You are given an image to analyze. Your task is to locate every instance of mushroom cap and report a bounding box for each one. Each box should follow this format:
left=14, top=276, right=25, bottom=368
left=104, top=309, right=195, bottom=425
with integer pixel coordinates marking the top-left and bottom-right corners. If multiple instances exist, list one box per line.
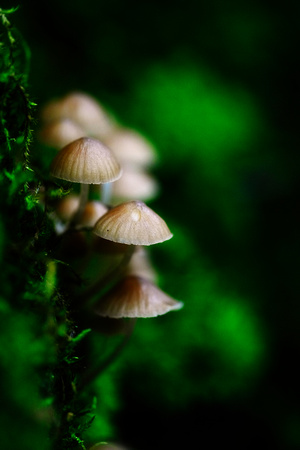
left=50, top=137, right=122, bottom=184
left=39, top=118, right=85, bottom=150
left=104, top=127, right=157, bottom=168
left=111, top=166, right=159, bottom=204
left=55, top=195, right=80, bottom=222
left=80, top=201, right=108, bottom=227
left=41, top=92, right=115, bottom=137
left=94, top=275, right=183, bottom=318
left=93, top=200, right=173, bottom=245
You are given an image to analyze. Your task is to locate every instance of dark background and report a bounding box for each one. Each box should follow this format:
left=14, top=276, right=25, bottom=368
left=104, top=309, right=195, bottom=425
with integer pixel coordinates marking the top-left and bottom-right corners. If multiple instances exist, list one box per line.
left=3, top=1, right=300, bottom=448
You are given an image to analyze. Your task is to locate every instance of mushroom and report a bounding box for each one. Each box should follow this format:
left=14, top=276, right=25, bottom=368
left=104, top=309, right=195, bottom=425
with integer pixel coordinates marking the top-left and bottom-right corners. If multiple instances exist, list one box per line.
left=93, top=275, right=183, bottom=318
left=41, top=91, right=116, bottom=139
left=93, top=200, right=172, bottom=245
left=111, top=165, right=159, bottom=205
left=77, top=201, right=172, bottom=302
left=50, top=137, right=122, bottom=225
left=102, top=127, right=158, bottom=204
left=54, top=194, right=80, bottom=222
left=38, top=118, right=85, bottom=150
left=80, top=200, right=109, bottom=228
left=103, top=127, right=157, bottom=169
left=51, top=194, right=81, bottom=234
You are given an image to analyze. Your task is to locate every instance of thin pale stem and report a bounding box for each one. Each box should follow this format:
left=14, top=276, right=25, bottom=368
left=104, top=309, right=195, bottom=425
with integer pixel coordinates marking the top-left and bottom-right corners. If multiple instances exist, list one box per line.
left=70, top=183, right=89, bottom=227
left=101, top=182, right=112, bottom=204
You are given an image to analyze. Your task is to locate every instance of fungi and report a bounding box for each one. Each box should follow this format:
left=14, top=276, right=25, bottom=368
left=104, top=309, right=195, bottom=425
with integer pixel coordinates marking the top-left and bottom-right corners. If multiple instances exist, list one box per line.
left=39, top=118, right=85, bottom=150
left=93, top=200, right=172, bottom=245
left=41, top=91, right=116, bottom=138
left=111, top=166, right=159, bottom=204
left=50, top=137, right=122, bottom=224
left=104, top=127, right=157, bottom=168
left=94, top=275, right=183, bottom=318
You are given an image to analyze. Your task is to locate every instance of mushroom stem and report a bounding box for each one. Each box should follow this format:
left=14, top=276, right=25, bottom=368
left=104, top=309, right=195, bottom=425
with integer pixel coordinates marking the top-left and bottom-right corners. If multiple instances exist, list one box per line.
left=101, top=182, right=112, bottom=204
left=78, top=318, right=136, bottom=388
left=70, top=183, right=89, bottom=226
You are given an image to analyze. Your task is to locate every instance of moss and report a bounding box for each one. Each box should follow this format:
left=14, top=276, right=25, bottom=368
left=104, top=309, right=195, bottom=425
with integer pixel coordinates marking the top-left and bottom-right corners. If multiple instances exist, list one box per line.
left=0, top=9, right=115, bottom=448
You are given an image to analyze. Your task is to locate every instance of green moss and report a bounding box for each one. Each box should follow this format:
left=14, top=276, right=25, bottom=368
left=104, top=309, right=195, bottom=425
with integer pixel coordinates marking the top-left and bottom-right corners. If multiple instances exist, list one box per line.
left=1, top=9, right=108, bottom=448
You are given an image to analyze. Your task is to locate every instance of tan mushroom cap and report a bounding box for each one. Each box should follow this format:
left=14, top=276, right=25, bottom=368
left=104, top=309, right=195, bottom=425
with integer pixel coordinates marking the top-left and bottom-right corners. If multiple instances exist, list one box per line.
left=41, top=92, right=115, bottom=137
left=104, top=127, right=157, bottom=168
left=94, top=275, right=183, bottom=318
left=55, top=195, right=80, bottom=222
left=80, top=201, right=108, bottom=227
left=93, top=200, right=173, bottom=245
left=111, top=166, right=159, bottom=204
left=39, top=118, right=85, bottom=150
left=50, top=137, right=122, bottom=184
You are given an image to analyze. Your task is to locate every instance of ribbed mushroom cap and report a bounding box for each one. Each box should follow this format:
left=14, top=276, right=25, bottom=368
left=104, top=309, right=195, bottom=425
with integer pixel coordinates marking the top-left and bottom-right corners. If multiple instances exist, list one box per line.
left=94, top=275, right=183, bottom=318
left=104, top=128, right=157, bottom=168
left=50, top=137, right=122, bottom=184
left=93, top=200, right=173, bottom=245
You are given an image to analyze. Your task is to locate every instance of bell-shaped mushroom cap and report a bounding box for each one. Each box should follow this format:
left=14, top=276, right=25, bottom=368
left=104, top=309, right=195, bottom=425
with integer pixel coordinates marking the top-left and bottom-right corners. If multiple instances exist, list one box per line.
left=80, top=201, right=108, bottom=227
left=111, top=166, right=159, bottom=204
left=41, top=92, right=115, bottom=138
left=93, top=200, right=173, bottom=245
left=104, top=128, right=157, bottom=168
left=94, top=275, right=183, bottom=318
left=50, top=137, right=122, bottom=184
left=55, top=197, right=108, bottom=227
left=39, top=118, right=85, bottom=150
left=55, top=195, right=80, bottom=222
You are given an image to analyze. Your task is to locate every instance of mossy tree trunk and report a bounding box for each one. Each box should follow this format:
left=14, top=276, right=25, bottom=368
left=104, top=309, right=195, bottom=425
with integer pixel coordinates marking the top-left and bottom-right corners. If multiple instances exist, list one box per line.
left=0, top=9, right=100, bottom=449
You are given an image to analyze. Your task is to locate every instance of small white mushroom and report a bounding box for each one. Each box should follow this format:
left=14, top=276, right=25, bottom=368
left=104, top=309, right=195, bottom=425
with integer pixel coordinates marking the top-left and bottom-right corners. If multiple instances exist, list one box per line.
left=39, top=118, right=85, bottom=150
left=50, top=137, right=122, bottom=224
left=41, top=92, right=116, bottom=138
left=93, top=200, right=173, bottom=246
left=103, top=127, right=157, bottom=168
left=94, top=275, right=183, bottom=318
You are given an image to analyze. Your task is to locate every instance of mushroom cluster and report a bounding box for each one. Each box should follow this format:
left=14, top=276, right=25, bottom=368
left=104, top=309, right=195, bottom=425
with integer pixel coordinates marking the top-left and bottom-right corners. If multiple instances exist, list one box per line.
left=40, top=91, right=159, bottom=206
left=35, top=92, right=183, bottom=446
left=39, top=91, right=183, bottom=325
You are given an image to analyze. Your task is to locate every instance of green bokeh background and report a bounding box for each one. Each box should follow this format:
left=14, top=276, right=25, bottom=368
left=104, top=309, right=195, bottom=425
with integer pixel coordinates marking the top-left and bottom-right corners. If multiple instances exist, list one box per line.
left=1, top=0, right=299, bottom=448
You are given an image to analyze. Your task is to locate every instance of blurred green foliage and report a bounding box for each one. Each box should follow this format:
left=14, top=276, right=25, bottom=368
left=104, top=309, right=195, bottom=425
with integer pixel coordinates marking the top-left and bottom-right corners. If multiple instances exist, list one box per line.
left=122, top=224, right=266, bottom=408
left=127, top=63, right=261, bottom=163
